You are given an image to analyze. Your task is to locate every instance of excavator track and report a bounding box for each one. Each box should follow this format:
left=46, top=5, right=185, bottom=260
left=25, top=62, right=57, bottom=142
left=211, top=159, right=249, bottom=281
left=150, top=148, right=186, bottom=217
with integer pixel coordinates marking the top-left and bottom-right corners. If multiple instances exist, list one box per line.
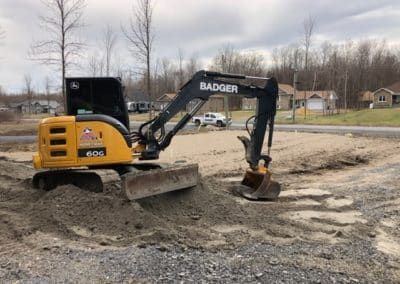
left=32, top=163, right=199, bottom=200
left=32, top=169, right=121, bottom=192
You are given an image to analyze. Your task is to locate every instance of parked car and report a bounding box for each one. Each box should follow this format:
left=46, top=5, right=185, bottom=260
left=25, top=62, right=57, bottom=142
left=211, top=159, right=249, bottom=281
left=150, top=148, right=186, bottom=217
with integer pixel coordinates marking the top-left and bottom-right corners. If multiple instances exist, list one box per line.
left=192, top=112, right=231, bottom=127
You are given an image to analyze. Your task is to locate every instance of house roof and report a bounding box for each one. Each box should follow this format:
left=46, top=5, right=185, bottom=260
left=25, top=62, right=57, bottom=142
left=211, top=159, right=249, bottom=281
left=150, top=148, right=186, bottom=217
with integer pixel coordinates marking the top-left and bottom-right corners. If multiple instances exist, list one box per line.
left=385, top=81, right=400, bottom=93
left=9, top=99, right=60, bottom=108
left=373, top=88, right=394, bottom=95
left=359, top=90, right=373, bottom=102
left=278, top=84, right=294, bottom=95
left=157, top=93, right=177, bottom=101
left=295, top=90, right=338, bottom=100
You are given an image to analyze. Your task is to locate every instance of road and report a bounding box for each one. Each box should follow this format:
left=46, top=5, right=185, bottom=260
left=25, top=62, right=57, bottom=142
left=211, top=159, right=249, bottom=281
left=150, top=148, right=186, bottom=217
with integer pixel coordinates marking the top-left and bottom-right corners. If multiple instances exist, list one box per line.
left=1, top=122, right=400, bottom=143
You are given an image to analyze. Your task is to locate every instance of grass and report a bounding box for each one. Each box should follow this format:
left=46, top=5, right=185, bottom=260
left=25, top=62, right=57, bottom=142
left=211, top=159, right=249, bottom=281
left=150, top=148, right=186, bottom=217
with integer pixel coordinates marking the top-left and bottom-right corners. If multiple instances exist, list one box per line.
left=13, top=108, right=400, bottom=128
left=275, top=108, right=400, bottom=127
left=129, top=111, right=188, bottom=122
left=130, top=108, right=400, bottom=127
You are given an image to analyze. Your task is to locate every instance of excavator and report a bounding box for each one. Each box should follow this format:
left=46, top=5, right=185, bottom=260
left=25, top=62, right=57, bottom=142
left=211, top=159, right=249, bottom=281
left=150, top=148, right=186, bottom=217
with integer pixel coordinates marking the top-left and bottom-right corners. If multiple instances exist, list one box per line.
left=32, top=70, right=281, bottom=201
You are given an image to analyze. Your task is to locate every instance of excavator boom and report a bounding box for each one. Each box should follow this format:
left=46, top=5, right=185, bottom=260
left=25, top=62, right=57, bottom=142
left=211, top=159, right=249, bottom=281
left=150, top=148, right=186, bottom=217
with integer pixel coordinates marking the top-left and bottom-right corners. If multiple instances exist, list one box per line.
left=132, top=70, right=281, bottom=200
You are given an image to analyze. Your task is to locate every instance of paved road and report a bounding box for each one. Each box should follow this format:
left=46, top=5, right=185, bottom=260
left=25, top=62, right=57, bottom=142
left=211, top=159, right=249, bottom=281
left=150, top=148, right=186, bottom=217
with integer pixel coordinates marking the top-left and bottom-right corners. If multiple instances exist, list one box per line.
left=1, top=123, right=400, bottom=144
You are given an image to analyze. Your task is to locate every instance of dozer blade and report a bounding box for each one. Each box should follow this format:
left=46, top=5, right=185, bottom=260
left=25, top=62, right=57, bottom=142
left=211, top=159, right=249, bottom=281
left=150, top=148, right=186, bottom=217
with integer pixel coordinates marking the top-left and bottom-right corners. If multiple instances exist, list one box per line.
left=233, top=169, right=281, bottom=200
left=122, top=163, right=199, bottom=200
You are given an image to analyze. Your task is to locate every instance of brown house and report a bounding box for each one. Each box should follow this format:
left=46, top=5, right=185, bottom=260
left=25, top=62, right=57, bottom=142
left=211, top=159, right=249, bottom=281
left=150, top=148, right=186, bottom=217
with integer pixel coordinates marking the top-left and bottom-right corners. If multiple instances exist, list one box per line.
left=242, top=84, right=295, bottom=110
left=156, top=93, right=176, bottom=110
left=372, top=82, right=400, bottom=108
left=358, top=91, right=373, bottom=108
left=156, top=93, right=227, bottom=113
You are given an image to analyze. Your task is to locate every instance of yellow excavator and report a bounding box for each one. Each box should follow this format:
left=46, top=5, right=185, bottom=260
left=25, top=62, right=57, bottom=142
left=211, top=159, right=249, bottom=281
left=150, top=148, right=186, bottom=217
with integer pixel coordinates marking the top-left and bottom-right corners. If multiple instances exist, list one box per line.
left=32, top=70, right=281, bottom=200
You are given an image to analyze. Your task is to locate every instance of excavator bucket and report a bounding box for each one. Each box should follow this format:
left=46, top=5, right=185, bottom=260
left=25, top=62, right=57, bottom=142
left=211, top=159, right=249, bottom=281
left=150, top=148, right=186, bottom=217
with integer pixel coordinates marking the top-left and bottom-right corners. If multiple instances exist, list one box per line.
left=122, top=163, right=199, bottom=200
left=233, top=168, right=281, bottom=200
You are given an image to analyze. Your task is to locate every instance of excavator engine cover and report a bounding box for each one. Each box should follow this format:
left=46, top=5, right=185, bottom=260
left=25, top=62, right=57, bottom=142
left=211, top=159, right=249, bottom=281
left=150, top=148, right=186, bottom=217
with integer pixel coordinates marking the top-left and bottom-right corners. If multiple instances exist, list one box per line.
left=234, top=169, right=281, bottom=200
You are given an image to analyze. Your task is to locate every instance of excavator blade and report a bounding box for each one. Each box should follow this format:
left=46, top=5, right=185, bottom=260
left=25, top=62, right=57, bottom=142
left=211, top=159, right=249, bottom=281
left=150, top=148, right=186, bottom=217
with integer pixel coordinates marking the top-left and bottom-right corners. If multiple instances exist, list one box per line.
left=233, top=169, right=281, bottom=200
left=122, top=163, right=199, bottom=200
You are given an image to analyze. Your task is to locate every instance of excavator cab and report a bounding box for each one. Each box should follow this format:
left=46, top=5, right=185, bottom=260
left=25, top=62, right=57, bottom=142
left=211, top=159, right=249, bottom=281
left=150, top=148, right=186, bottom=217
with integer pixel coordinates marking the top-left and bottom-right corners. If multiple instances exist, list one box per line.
left=66, top=77, right=130, bottom=129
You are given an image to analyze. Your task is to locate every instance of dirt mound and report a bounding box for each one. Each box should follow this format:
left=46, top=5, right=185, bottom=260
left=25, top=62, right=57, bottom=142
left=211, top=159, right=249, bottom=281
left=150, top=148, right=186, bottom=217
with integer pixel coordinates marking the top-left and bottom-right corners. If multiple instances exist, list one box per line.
left=3, top=177, right=273, bottom=249
left=0, top=155, right=285, bottom=249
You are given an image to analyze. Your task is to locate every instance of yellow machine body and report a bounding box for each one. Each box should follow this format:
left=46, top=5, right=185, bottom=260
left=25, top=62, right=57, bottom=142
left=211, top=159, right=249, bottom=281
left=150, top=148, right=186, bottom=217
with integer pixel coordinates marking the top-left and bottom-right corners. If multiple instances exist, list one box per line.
left=33, top=116, right=134, bottom=169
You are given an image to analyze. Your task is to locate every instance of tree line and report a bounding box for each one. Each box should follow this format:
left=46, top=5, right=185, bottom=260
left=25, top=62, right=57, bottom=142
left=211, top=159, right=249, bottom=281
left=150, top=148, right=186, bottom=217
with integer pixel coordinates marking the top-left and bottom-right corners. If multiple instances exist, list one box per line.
left=1, top=1, right=400, bottom=111
left=270, top=39, right=400, bottom=108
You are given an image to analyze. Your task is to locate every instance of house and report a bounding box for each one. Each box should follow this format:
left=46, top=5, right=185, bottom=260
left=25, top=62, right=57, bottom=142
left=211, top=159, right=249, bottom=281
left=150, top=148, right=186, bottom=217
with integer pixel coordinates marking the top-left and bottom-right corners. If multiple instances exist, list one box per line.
left=295, top=90, right=338, bottom=112
left=358, top=91, right=373, bottom=108
left=277, top=84, right=295, bottom=110
left=156, top=93, right=227, bottom=113
left=156, top=93, right=176, bottom=110
left=242, top=83, right=294, bottom=110
left=9, top=99, right=60, bottom=114
left=371, top=82, right=400, bottom=108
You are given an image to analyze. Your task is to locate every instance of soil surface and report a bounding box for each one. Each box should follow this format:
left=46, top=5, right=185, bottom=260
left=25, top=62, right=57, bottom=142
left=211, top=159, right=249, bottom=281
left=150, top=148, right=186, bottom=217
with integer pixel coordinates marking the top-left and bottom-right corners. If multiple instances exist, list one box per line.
left=0, top=121, right=38, bottom=136
left=0, top=130, right=399, bottom=283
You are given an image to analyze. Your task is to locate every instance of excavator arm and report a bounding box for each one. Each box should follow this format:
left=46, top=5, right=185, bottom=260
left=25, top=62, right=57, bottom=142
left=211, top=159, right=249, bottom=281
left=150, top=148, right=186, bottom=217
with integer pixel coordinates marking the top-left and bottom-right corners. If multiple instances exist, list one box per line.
left=131, top=70, right=281, bottom=200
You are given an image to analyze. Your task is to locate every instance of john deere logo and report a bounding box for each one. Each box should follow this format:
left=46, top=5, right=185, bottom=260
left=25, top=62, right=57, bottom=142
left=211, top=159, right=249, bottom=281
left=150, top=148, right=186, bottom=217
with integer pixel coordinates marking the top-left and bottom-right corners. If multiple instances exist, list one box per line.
left=70, top=81, right=79, bottom=90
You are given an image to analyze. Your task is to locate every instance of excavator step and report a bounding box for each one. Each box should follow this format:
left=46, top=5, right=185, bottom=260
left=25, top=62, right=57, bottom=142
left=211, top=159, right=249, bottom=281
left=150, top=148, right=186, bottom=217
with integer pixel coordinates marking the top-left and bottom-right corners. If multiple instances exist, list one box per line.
left=122, top=163, right=199, bottom=200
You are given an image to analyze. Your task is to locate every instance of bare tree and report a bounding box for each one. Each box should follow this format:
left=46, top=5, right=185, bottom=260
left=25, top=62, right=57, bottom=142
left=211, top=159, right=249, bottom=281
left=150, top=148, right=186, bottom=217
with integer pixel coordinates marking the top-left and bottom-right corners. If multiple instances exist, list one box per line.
left=302, top=15, right=316, bottom=71
left=30, top=0, right=86, bottom=110
left=86, top=51, right=104, bottom=76
left=44, top=76, right=52, bottom=112
left=24, top=75, right=33, bottom=114
left=177, top=48, right=185, bottom=86
left=186, top=55, right=200, bottom=78
left=87, top=52, right=100, bottom=76
left=103, top=24, right=117, bottom=76
left=123, top=0, right=155, bottom=118
left=0, top=25, right=5, bottom=42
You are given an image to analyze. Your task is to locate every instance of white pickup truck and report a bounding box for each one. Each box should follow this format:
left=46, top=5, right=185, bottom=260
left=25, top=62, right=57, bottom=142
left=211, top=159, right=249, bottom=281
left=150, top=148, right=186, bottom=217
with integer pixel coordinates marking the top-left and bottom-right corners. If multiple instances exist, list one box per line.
left=192, top=112, right=231, bottom=127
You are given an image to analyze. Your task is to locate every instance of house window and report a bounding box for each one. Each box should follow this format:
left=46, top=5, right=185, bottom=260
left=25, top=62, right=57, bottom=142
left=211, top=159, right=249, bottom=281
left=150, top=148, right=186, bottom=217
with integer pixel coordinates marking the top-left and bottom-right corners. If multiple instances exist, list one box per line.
left=378, top=95, right=386, bottom=102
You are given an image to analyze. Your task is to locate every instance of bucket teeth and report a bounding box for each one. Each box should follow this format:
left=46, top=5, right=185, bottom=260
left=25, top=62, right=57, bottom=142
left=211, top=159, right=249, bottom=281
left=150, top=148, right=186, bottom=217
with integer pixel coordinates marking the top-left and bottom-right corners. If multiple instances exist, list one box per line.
left=233, top=169, right=281, bottom=200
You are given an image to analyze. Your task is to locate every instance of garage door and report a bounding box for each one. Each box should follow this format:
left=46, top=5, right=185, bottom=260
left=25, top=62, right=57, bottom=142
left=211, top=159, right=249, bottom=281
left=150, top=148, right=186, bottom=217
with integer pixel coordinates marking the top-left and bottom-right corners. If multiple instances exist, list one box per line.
left=307, top=99, right=323, bottom=110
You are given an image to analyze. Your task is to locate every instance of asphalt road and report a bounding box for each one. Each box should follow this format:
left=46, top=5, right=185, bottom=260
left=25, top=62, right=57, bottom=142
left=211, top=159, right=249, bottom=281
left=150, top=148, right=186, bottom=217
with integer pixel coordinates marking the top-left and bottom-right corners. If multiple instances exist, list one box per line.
left=1, top=122, right=400, bottom=144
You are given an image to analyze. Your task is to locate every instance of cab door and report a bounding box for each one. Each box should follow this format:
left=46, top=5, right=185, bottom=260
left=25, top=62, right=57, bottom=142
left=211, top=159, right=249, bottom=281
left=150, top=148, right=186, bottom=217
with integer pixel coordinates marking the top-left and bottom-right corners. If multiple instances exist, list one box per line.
left=204, top=113, right=212, bottom=124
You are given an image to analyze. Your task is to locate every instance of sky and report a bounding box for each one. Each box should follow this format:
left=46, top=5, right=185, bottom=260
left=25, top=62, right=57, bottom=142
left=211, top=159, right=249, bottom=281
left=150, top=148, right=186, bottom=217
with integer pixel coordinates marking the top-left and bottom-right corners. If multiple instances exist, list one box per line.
left=0, top=0, right=400, bottom=93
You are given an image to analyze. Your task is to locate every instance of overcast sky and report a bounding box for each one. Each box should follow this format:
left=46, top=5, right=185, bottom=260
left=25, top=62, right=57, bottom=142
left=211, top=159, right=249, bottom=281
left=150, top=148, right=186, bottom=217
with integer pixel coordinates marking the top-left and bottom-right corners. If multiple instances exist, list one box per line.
left=0, top=0, right=400, bottom=93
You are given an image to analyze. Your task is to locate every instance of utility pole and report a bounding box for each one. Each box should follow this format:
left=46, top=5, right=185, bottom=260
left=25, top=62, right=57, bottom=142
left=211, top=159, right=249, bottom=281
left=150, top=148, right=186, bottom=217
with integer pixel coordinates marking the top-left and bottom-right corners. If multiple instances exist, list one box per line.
left=292, top=68, right=298, bottom=123
left=224, top=95, right=230, bottom=129
left=306, top=71, right=317, bottom=119
left=344, top=70, right=348, bottom=114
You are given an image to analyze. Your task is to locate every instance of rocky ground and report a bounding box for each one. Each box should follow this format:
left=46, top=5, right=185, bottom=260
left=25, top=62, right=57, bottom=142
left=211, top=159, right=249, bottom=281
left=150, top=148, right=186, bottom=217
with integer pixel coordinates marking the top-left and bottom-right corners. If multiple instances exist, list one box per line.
left=0, top=130, right=399, bottom=283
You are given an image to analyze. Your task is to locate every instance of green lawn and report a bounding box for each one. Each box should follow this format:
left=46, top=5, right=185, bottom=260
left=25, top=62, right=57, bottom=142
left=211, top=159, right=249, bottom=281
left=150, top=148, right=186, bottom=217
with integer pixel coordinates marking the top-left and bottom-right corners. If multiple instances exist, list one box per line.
left=130, top=108, right=400, bottom=127
left=275, top=108, right=400, bottom=127
left=25, top=108, right=399, bottom=127
left=129, top=111, right=188, bottom=122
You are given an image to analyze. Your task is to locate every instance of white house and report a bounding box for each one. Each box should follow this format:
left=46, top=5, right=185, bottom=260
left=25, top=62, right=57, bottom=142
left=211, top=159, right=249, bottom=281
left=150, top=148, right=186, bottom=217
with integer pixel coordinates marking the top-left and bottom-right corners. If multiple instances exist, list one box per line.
left=295, top=90, right=338, bottom=112
left=10, top=99, right=61, bottom=114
